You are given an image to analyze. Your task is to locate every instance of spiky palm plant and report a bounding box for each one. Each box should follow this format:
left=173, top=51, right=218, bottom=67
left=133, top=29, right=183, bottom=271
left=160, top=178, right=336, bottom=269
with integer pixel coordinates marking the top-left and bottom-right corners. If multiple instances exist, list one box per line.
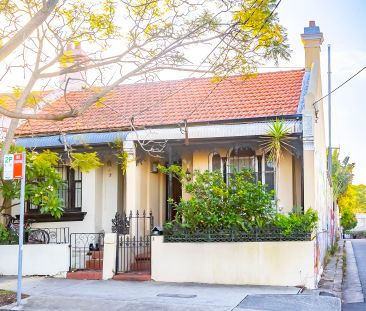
left=262, top=119, right=293, bottom=207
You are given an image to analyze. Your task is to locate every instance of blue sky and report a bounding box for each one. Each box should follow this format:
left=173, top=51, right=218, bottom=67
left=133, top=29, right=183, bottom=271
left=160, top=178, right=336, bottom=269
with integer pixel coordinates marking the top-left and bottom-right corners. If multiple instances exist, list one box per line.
left=275, top=0, right=366, bottom=185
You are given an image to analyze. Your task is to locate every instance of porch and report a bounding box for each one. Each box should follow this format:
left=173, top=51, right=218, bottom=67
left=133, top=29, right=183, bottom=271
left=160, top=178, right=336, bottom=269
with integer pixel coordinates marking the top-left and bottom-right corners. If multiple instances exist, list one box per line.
left=124, top=123, right=304, bottom=227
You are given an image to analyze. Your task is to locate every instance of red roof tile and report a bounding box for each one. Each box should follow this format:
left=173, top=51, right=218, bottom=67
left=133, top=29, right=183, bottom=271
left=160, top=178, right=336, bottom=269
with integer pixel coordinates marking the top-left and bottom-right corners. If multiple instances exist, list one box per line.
left=16, top=69, right=305, bottom=136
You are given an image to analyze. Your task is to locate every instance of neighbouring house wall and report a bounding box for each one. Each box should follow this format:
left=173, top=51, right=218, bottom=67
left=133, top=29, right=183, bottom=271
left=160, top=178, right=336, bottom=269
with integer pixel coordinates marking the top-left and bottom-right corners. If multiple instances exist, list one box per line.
left=151, top=236, right=316, bottom=289
left=0, top=244, right=69, bottom=276
left=351, top=214, right=366, bottom=232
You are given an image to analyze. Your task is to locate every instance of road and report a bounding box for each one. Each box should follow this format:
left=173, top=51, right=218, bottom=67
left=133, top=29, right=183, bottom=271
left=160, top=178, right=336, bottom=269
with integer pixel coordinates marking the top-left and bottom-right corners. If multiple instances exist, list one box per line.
left=343, top=239, right=366, bottom=311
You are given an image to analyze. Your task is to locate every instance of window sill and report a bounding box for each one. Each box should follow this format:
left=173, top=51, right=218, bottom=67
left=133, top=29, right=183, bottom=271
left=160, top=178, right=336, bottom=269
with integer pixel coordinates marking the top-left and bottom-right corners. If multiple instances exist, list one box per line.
left=17, top=212, right=87, bottom=223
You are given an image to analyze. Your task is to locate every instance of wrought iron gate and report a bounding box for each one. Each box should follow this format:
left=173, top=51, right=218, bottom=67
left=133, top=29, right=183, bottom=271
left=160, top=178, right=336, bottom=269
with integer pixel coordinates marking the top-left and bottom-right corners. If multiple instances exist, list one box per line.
left=69, top=233, right=104, bottom=271
left=112, top=211, right=154, bottom=274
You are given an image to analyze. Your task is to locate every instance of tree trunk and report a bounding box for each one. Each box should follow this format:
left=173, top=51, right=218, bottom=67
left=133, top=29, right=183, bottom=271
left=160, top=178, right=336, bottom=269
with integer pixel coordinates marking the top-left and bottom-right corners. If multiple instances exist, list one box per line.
left=0, top=118, right=19, bottom=166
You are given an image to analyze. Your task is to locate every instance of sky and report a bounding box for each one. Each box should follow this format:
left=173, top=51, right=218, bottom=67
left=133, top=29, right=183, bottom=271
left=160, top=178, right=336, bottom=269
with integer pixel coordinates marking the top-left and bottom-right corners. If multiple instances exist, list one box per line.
left=274, top=0, right=366, bottom=185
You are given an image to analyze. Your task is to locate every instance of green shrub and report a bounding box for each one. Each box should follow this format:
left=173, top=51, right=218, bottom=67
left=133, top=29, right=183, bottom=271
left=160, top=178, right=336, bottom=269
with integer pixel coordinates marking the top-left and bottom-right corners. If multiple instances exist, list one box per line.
left=165, top=168, right=275, bottom=232
left=0, top=224, right=17, bottom=245
left=162, top=166, right=318, bottom=239
left=273, top=208, right=318, bottom=236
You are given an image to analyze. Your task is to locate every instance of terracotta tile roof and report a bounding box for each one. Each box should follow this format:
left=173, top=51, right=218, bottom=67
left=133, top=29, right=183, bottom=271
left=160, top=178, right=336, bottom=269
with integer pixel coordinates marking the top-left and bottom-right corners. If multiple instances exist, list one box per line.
left=16, top=69, right=305, bottom=136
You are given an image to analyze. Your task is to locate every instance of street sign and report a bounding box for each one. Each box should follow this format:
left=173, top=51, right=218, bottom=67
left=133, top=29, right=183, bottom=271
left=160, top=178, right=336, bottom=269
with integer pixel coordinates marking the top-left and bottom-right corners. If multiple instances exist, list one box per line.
left=3, top=154, right=14, bottom=180
left=13, top=153, right=24, bottom=179
left=3, top=153, right=24, bottom=180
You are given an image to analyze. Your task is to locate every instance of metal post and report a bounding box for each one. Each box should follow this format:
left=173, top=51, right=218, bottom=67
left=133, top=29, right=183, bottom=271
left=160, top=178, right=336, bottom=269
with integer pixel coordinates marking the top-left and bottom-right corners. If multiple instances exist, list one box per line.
left=327, top=44, right=332, bottom=182
left=16, top=151, right=26, bottom=306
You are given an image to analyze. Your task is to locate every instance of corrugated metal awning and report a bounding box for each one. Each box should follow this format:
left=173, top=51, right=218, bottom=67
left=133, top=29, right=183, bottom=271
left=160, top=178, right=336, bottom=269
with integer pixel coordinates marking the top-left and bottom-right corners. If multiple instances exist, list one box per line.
left=15, top=131, right=127, bottom=149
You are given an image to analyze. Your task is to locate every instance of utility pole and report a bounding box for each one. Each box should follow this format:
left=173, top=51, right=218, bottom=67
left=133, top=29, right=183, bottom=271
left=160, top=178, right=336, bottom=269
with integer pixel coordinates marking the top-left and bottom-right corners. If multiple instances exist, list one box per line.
left=328, top=44, right=332, bottom=182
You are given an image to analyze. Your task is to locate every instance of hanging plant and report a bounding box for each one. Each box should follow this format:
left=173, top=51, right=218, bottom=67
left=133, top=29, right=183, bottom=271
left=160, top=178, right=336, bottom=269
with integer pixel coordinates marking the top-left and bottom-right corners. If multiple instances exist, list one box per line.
left=110, top=138, right=129, bottom=175
left=70, top=152, right=103, bottom=172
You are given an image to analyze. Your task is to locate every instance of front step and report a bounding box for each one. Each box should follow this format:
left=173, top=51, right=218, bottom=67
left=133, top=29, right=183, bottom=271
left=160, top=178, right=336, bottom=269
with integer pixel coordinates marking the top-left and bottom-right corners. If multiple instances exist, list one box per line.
left=67, top=270, right=103, bottom=280
left=130, top=260, right=150, bottom=271
left=113, top=272, right=151, bottom=282
left=85, top=258, right=103, bottom=270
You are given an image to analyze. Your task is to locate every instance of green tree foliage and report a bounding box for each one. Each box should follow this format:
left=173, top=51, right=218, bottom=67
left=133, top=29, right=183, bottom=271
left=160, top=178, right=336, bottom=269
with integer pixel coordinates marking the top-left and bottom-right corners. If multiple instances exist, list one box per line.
left=0, top=0, right=291, bottom=163
left=352, top=184, right=366, bottom=213
left=0, top=149, right=64, bottom=218
left=332, top=150, right=358, bottom=230
left=332, top=150, right=355, bottom=200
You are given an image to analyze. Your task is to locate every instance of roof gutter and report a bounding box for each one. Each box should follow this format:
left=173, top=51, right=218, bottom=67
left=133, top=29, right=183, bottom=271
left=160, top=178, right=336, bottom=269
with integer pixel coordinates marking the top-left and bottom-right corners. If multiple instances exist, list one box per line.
left=15, top=131, right=127, bottom=149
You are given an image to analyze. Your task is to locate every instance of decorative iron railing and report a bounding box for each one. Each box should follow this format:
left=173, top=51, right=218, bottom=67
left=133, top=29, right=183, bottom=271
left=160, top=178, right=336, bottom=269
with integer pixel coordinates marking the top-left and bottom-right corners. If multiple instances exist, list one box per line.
left=69, top=233, right=104, bottom=272
left=164, top=228, right=313, bottom=243
left=27, top=227, right=69, bottom=244
left=112, top=211, right=154, bottom=273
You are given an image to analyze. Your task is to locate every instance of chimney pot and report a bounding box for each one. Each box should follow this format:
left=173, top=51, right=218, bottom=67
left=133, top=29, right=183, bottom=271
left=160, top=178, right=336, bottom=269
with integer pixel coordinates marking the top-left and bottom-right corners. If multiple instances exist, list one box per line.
left=301, top=21, right=324, bottom=70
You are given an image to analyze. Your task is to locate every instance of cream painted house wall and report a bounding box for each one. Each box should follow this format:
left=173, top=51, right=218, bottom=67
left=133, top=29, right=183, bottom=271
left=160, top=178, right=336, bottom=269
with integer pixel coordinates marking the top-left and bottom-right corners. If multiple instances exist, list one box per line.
left=151, top=236, right=316, bottom=289
left=277, top=150, right=294, bottom=213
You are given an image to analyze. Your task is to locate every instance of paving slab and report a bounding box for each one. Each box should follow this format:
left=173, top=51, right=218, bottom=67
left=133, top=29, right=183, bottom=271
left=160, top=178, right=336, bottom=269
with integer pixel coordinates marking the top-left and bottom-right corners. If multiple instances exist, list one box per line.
left=236, top=294, right=341, bottom=311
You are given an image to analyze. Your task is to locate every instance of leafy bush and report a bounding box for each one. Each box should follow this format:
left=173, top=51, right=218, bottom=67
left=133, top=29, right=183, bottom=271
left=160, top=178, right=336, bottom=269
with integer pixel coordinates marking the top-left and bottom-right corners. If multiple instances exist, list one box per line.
left=162, top=166, right=318, bottom=240
left=0, top=224, right=17, bottom=245
left=165, top=168, right=275, bottom=232
left=273, top=208, right=318, bottom=236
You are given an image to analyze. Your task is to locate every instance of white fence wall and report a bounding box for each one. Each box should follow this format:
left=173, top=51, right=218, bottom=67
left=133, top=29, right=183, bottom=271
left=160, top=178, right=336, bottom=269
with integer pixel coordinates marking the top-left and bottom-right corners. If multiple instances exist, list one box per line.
left=151, top=236, right=317, bottom=289
left=0, top=244, right=69, bottom=276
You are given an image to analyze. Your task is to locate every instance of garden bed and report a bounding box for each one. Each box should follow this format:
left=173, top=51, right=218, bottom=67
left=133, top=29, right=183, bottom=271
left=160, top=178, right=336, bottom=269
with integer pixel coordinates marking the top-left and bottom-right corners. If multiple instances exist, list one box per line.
left=0, top=289, right=28, bottom=307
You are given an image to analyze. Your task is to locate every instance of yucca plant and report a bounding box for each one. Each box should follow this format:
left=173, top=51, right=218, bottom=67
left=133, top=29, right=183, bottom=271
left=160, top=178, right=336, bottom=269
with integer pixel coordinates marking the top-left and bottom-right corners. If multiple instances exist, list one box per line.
left=262, top=119, right=293, bottom=208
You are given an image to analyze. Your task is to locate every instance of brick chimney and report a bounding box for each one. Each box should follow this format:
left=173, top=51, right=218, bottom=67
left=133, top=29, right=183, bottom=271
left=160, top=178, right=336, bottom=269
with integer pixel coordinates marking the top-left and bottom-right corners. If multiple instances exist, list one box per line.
left=59, top=42, right=89, bottom=91
left=301, top=21, right=324, bottom=70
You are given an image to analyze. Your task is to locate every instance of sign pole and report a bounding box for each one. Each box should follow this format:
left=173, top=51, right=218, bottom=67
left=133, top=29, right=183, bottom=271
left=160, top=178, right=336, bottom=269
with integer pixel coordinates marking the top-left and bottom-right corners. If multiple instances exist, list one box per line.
left=16, top=151, right=26, bottom=306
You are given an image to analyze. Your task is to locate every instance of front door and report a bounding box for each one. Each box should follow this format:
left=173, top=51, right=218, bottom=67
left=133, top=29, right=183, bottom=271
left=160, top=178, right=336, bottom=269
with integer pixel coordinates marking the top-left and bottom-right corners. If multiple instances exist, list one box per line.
left=166, top=175, right=182, bottom=220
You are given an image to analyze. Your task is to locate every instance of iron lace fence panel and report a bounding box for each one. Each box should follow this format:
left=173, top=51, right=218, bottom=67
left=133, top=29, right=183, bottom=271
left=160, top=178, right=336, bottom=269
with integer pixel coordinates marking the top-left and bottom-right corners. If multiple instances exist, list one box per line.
left=112, top=211, right=154, bottom=274
left=28, top=227, right=69, bottom=244
left=69, top=233, right=104, bottom=272
left=164, top=228, right=313, bottom=243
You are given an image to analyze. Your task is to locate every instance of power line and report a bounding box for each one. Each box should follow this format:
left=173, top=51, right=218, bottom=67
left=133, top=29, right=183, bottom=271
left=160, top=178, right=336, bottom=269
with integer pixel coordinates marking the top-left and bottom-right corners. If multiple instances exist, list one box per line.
left=313, top=66, right=366, bottom=106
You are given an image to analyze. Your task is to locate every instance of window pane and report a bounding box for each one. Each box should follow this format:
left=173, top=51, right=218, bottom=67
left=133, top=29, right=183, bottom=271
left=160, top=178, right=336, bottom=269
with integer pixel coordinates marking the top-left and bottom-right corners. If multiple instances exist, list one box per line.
left=212, top=154, right=221, bottom=171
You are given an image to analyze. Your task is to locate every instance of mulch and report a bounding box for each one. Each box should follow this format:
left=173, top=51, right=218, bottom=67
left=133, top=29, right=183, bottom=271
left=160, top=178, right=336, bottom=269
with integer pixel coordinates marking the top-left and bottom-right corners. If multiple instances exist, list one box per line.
left=0, top=290, right=29, bottom=307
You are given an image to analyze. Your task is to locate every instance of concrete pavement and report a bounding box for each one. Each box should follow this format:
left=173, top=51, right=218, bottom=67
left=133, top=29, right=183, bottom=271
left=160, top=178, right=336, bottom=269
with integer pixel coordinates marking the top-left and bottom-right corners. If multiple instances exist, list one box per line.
left=0, top=276, right=341, bottom=311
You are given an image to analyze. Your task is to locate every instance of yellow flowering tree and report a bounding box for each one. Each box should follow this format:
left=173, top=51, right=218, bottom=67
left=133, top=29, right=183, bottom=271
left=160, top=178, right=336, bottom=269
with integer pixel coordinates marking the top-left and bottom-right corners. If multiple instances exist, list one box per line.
left=0, top=0, right=290, bottom=161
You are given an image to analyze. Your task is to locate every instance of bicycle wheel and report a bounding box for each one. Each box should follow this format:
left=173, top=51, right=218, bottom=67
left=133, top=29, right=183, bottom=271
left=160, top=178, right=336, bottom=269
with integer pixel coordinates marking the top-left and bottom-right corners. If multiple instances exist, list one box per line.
left=28, top=229, right=50, bottom=244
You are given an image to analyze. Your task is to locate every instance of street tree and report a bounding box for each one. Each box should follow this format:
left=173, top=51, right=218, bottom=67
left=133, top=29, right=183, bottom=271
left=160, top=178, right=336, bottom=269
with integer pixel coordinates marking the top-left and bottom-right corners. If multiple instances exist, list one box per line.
left=0, top=0, right=290, bottom=162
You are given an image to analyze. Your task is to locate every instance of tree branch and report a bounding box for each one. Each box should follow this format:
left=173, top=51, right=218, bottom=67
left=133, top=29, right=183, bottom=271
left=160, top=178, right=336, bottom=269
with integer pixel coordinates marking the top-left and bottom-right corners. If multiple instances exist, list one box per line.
left=0, top=0, right=59, bottom=62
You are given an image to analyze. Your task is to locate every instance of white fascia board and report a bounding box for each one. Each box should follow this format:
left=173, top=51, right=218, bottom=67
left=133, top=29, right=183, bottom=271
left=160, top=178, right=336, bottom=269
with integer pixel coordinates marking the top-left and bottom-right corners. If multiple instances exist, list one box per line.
left=126, top=120, right=302, bottom=141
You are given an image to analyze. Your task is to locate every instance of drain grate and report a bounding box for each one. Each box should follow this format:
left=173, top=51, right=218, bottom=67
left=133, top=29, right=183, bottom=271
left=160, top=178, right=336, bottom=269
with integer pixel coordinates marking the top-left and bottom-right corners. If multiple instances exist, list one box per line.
left=157, top=293, right=197, bottom=299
